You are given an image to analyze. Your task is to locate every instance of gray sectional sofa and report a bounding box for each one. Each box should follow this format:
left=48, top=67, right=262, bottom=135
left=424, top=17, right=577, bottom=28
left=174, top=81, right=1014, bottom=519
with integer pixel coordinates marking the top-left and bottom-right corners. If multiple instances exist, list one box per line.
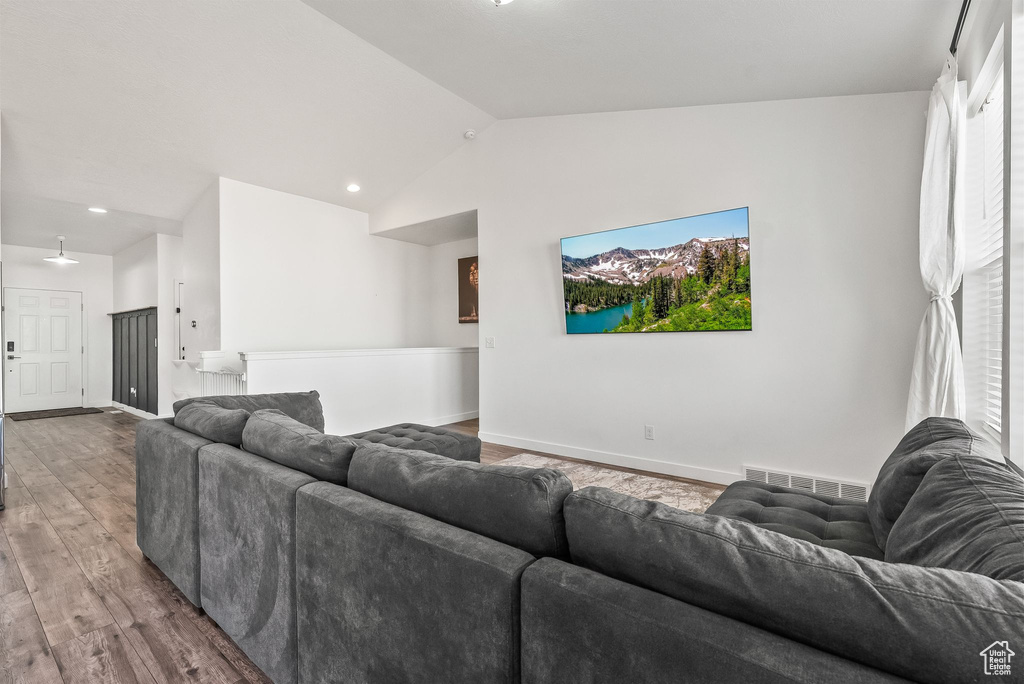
left=136, top=391, right=479, bottom=611
left=137, top=395, right=1024, bottom=684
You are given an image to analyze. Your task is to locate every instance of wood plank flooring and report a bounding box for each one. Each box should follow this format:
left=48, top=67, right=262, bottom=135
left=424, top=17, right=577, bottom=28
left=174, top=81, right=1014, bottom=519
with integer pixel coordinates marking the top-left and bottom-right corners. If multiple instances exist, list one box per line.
left=0, top=410, right=723, bottom=683
left=0, top=410, right=268, bottom=684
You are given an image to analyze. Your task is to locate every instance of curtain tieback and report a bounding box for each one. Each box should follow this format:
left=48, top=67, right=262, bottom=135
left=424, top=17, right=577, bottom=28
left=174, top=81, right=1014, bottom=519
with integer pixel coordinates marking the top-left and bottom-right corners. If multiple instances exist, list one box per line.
left=930, top=293, right=952, bottom=302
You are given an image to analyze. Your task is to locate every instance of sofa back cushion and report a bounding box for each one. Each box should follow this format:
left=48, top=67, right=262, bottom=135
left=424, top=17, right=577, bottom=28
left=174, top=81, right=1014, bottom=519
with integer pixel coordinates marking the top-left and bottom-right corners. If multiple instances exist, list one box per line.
left=241, top=409, right=358, bottom=485
left=174, top=391, right=325, bottom=433
left=347, top=443, right=573, bottom=558
left=867, top=417, right=997, bottom=549
left=886, top=455, right=1024, bottom=581
left=174, top=400, right=250, bottom=446
left=564, top=486, right=1024, bottom=684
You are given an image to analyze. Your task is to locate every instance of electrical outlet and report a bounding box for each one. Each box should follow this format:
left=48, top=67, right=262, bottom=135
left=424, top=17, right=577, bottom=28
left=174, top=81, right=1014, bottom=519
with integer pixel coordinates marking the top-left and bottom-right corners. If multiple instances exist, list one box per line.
left=644, top=424, right=655, bottom=440
left=484, top=337, right=495, bottom=348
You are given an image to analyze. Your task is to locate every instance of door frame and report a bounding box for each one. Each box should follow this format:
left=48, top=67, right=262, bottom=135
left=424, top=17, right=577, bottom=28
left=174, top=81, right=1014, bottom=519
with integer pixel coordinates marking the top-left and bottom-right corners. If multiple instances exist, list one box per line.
left=2, top=287, right=87, bottom=412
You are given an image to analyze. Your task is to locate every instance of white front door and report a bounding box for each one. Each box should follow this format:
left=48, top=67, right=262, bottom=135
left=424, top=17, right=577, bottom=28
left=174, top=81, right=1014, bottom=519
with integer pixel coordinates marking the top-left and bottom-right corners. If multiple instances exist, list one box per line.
left=4, top=288, right=84, bottom=412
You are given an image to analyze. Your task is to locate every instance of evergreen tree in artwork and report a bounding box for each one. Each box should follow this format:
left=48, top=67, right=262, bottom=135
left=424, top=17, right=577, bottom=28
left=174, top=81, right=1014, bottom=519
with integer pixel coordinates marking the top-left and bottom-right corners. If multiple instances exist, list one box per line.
left=717, top=240, right=738, bottom=293
left=562, top=277, right=638, bottom=311
left=652, top=276, right=671, bottom=319
left=735, top=250, right=750, bottom=293
left=697, top=245, right=716, bottom=284
left=631, top=294, right=645, bottom=327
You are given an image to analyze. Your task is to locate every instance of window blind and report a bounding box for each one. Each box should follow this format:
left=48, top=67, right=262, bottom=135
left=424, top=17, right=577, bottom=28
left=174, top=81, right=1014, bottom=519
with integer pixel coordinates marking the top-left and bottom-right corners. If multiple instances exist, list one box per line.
left=963, top=70, right=1004, bottom=439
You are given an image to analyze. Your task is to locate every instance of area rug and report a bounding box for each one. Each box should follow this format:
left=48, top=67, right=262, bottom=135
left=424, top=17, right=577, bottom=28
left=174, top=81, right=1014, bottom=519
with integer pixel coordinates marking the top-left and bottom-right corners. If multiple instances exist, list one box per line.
left=495, top=453, right=723, bottom=513
left=8, top=406, right=104, bottom=421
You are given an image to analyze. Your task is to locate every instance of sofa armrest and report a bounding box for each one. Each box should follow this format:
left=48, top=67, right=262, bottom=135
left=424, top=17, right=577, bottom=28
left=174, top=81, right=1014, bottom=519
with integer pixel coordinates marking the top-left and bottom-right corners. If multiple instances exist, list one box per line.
left=136, top=417, right=212, bottom=606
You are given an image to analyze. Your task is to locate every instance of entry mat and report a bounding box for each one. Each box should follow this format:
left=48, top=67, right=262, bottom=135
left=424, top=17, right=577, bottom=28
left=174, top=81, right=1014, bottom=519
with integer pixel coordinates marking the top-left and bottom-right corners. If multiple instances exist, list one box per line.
left=8, top=407, right=105, bottom=421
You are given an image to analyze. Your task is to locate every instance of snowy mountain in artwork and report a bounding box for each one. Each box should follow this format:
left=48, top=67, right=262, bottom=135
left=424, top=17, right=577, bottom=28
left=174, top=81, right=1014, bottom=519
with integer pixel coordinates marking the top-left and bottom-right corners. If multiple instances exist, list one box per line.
left=561, top=236, right=749, bottom=285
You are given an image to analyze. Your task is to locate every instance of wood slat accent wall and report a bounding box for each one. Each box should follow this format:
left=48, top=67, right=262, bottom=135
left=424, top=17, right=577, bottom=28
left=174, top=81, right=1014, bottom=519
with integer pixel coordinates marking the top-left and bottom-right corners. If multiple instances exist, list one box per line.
left=111, top=308, right=158, bottom=415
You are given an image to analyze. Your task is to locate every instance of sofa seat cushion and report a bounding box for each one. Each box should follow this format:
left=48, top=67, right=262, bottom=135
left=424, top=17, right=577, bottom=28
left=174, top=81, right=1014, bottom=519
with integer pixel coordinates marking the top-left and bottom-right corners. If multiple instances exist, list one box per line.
left=174, top=391, right=325, bottom=433
left=868, top=417, right=999, bottom=550
left=347, top=423, right=481, bottom=462
left=242, top=409, right=359, bottom=485
left=174, top=400, right=250, bottom=446
left=564, top=486, right=1024, bottom=684
left=886, top=454, right=1024, bottom=581
left=705, top=480, right=882, bottom=560
left=348, top=443, right=572, bottom=558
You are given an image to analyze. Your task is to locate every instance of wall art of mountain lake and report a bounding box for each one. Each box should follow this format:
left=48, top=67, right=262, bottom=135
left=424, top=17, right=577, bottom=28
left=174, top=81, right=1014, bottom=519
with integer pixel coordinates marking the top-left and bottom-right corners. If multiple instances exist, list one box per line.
left=561, top=207, right=752, bottom=334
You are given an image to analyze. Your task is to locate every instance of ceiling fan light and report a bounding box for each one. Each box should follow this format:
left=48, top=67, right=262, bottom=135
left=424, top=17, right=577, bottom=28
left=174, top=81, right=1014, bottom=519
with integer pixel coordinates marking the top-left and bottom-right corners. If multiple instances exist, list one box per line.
left=43, top=254, right=79, bottom=265
left=43, top=235, right=79, bottom=264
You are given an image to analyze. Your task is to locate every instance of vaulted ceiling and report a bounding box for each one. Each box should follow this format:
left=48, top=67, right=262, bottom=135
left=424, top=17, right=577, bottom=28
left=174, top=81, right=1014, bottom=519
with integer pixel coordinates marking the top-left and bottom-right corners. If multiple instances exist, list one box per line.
left=306, top=0, right=963, bottom=119
left=1, top=0, right=961, bottom=255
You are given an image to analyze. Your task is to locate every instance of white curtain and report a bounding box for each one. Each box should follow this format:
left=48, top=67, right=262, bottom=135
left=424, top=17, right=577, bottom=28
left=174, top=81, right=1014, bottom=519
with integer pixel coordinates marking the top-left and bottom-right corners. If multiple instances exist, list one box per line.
left=907, top=53, right=966, bottom=430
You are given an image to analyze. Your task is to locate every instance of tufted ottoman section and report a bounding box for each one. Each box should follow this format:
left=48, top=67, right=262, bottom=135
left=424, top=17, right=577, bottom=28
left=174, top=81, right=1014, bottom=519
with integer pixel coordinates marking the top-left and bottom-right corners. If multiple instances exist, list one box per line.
left=705, top=480, right=883, bottom=559
left=347, top=423, right=481, bottom=462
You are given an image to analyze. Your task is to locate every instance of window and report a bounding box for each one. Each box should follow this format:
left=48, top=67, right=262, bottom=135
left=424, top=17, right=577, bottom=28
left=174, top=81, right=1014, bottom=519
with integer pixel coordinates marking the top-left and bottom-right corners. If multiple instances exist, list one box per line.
left=963, top=67, right=1004, bottom=441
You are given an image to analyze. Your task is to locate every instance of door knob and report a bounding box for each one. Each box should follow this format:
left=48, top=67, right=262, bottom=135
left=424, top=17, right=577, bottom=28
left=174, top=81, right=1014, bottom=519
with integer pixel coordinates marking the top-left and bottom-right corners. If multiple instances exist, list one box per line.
left=7, top=355, right=20, bottom=360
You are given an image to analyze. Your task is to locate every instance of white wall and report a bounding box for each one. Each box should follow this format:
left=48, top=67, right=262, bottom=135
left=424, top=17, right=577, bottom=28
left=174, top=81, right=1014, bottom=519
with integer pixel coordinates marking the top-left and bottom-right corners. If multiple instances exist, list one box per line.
left=371, top=143, right=486, bottom=239
left=1, top=244, right=113, bottom=408
left=112, top=234, right=158, bottom=312
left=112, top=233, right=184, bottom=415
left=156, top=234, right=184, bottom=414
left=181, top=180, right=221, bottom=365
left=173, top=178, right=480, bottom=420
left=243, top=347, right=479, bottom=435
left=428, top=237, right=479, bottom=348
left=373, top=92, right=930, bottom=485
left=217, top=178, right=435, bottom=354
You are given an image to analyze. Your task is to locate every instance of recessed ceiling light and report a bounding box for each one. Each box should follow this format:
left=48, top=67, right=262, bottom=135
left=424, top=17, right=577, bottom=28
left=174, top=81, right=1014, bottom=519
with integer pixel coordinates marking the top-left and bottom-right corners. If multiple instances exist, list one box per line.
left=347, top=184, right=361, bottom=193
left=493, top=0, right=514, bottom=4
left=88, top=207, right=107, bottom=213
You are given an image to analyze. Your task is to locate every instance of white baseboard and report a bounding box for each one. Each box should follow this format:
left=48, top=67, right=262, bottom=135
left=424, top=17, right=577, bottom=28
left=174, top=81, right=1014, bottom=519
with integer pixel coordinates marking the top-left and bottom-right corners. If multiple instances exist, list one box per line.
left=426, top=411, right=479, bottom=427
left=478, top=431, right=740, bottom=486
left=111, top=402, right=161, bottom=420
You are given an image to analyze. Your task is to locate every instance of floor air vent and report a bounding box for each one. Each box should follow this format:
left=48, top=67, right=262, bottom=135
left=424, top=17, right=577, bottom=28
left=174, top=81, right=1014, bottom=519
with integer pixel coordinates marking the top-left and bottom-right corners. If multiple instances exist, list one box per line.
left=743, top=467, right=869, bottom=502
